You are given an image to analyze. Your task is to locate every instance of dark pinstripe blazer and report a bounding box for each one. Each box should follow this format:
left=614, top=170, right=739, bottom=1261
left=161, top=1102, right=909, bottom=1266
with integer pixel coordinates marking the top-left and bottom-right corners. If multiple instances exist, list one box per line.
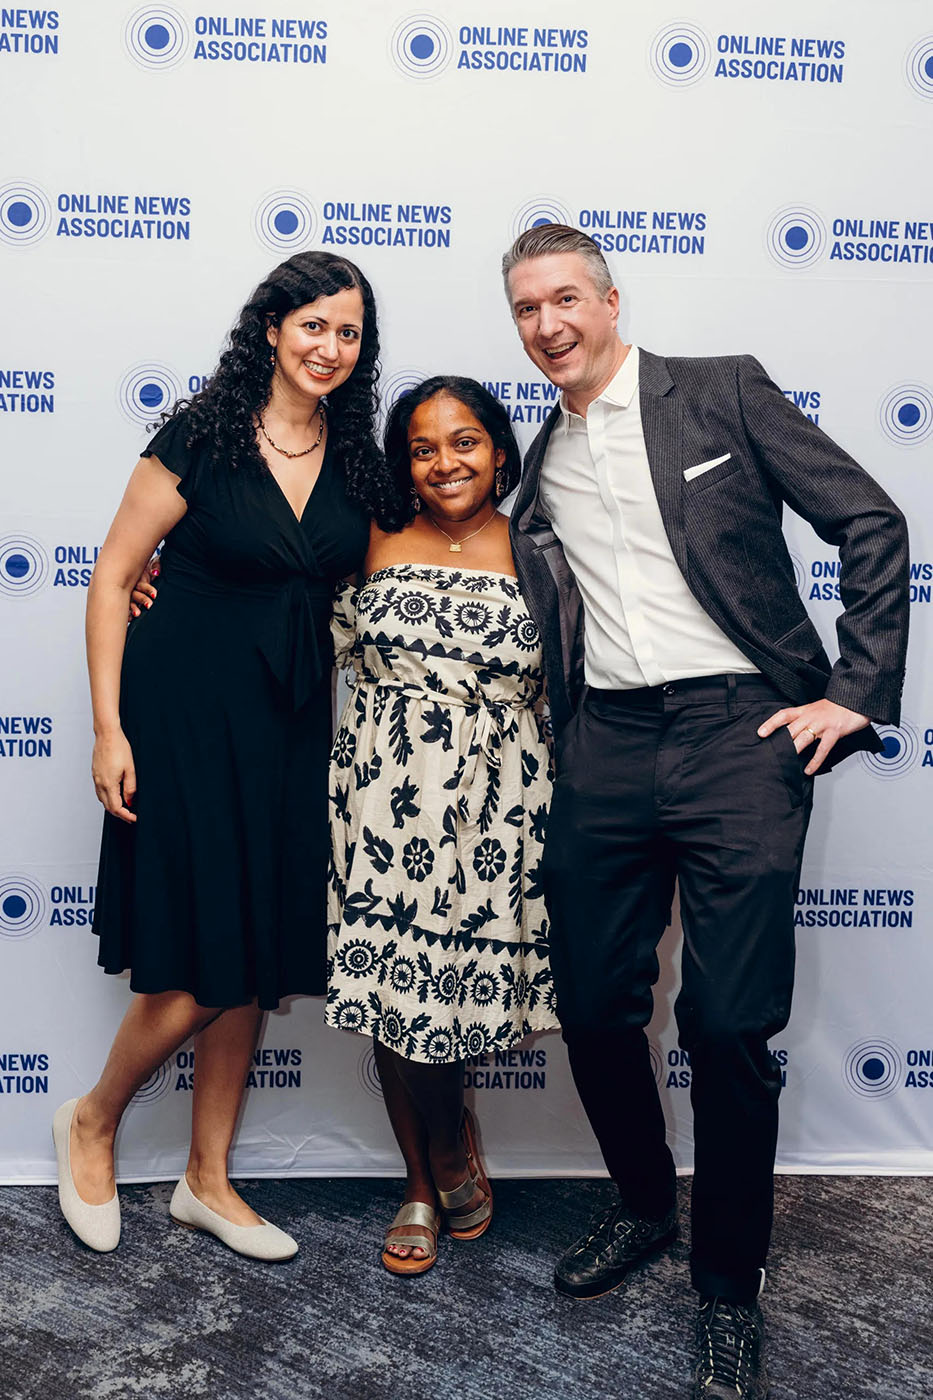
left=509, top=348, right=910, bottom=767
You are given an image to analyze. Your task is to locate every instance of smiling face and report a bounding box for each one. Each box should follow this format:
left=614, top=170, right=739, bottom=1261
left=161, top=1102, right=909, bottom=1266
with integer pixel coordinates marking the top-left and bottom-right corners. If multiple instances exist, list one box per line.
left=266, top=286, right=364, bottom=401
left=507, top=252, right=624, bottom=412
left=407, top=391, right=505, bottom=523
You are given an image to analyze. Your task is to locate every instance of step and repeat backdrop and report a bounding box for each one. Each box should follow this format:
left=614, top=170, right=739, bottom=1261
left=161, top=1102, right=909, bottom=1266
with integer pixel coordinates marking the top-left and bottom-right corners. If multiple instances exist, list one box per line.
left=1, top=1, right=931, bottom=1183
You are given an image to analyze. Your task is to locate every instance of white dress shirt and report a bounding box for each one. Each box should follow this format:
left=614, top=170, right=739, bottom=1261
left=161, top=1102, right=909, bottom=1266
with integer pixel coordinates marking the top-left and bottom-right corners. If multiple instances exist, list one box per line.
left=538, top=345, right=758, bottom=690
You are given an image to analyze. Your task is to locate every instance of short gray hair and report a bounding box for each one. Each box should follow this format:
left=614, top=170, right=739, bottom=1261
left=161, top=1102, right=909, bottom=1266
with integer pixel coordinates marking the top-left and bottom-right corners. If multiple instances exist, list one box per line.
left=501, top=224, right=614, bottom=300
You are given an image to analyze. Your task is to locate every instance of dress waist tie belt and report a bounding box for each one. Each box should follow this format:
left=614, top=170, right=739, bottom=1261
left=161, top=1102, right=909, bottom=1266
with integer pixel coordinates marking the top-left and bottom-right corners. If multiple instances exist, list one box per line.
left=258, top=576, right=335, bottom=712
left=152, top=563, right=334, bottom=712
left=356, top=678, right=531, bottom=804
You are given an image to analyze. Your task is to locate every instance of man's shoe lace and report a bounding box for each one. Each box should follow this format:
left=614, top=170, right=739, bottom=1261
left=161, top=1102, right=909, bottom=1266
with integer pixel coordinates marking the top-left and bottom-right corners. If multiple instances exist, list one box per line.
left=697, top=1298, right=759, bottom=1395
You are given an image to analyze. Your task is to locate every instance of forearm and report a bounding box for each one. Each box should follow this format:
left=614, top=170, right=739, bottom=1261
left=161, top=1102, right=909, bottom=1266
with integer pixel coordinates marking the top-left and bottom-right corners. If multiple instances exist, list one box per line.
left=86, top=572, right=133, bottom=737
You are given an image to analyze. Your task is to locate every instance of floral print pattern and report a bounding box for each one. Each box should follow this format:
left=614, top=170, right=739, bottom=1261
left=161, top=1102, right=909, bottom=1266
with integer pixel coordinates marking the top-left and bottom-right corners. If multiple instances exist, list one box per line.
left=325, top=565, right=558, bottom=1064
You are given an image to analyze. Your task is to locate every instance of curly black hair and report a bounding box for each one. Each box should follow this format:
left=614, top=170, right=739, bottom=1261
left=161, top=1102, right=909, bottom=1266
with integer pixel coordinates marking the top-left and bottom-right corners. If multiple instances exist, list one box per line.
left=383, top=376, right=522, bottom=531
left=165, top=251, right=403, bottom=528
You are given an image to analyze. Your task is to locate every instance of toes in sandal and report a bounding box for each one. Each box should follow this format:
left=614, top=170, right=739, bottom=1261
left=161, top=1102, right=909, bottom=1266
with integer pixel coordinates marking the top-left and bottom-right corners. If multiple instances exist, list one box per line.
left=381, top=1200, right=440, bottom=1276
left=439, top=1108, right=493, bottom=1241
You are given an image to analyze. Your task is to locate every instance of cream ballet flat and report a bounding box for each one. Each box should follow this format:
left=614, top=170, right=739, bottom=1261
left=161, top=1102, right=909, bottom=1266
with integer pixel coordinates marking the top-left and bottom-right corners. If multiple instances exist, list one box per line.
left=169, top=1174, right=298, bottom=1261
left=52, top=1098, right=121, bottom=1253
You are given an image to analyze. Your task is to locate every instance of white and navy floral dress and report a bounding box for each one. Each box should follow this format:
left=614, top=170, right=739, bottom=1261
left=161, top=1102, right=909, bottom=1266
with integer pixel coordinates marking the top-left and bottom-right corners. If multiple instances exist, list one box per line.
left=325, top=564, right=559, bottom=1064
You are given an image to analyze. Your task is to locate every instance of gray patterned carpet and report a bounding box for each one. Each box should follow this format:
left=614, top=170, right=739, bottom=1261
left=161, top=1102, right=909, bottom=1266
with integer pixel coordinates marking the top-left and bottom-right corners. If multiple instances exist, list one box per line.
left=3, top=1175, right=930, bottom=1400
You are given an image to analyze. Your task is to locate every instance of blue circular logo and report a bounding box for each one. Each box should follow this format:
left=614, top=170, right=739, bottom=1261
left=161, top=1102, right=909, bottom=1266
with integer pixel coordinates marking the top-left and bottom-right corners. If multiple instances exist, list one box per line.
left=0, top=181, right=51, bottom=247
left=905, top=35, right=933, bottom=99
left=381, top=367, right=430, bottom=412
left=118, top=362, right=182, bottom=425
left=766, top=206, right=828, bottom=269
left=0, top=876, right=47, bottom=939
left=859, top=721, right=921, bottom=780
left=510, top=196, right=575, bottom=242
left=878, top=382, right=933, bottom=446
left=125, top=7, right=189, bottom=69
left=131, top=1061, right=172, bottom=1104
left=0, top=535, right=50, bottom=597
left=844, top=1039, right=902, bottom=1099
left=253, top=189, right=318, bottom=253
left=790, top=553, right=806, bottom=595
left=390, top=14, right=454, bottom=80
left=357, top=1046, right=384, bottom=1099
left=650, top=23, right=712, bottom=86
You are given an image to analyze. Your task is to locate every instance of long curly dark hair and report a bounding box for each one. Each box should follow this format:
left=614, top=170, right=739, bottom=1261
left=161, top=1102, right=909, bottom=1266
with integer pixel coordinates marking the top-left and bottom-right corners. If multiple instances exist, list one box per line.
left=168, top=251, right=401, bottom=527
left=383, top=376, right=522, bottom=531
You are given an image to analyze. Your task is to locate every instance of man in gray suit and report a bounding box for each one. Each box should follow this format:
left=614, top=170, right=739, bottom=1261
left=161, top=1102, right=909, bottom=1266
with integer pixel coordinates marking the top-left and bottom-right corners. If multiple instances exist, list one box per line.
left=503, top=224, right=909, bottom=1399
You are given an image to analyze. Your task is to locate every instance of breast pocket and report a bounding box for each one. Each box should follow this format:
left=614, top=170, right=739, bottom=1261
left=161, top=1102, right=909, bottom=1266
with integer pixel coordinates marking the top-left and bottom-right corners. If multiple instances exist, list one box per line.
left=683, top=454, right=743, bottom=493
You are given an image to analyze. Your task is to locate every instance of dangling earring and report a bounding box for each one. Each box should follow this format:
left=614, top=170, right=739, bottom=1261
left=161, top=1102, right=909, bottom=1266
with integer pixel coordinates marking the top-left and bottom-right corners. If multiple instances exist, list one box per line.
left=269, top=347, right=276, bottom=369
left=410, top=487, right=422, bottom=514
left=495, top=466, right=507, bottom=500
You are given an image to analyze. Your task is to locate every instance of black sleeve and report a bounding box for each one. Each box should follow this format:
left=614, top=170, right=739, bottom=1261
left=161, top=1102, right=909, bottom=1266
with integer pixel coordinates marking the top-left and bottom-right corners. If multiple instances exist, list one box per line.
left=141, top=412, right=201, bottom=502
left=736, top=355, right=910, bottom=723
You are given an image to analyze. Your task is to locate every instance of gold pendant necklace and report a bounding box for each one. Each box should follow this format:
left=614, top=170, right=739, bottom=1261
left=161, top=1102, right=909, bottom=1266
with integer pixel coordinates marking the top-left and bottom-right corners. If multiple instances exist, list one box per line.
left=428, top=509, right=497, bottom=553
left=258, top=405, right=325, bottom=459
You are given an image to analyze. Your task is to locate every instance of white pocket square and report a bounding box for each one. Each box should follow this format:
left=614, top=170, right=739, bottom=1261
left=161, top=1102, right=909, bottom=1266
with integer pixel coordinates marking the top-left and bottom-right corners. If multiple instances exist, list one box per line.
left=684, top=453, right=732, bottom=482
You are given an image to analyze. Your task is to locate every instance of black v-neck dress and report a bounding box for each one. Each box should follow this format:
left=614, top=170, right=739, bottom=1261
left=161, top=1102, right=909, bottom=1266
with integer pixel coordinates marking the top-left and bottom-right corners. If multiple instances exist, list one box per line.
left=93, top=411, right=369, bottom=1008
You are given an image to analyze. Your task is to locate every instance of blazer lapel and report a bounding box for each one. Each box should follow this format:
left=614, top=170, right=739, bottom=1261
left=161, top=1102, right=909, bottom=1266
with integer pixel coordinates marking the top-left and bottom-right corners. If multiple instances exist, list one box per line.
left=514, top=404, right=561, bottom=541
left=511, top=403, right=579, bottom=733
left=639, top=349, right=688, bottom=579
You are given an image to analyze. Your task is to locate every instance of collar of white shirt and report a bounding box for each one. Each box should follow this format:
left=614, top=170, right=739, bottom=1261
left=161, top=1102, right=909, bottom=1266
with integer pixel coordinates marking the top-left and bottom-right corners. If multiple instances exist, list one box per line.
left=557, top=343, right=640, bottom=433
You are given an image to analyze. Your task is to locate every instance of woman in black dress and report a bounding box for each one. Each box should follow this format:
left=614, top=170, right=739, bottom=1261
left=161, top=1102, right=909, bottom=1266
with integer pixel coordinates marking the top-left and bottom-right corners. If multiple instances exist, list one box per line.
left=53, top=252, right=397, bottom=1258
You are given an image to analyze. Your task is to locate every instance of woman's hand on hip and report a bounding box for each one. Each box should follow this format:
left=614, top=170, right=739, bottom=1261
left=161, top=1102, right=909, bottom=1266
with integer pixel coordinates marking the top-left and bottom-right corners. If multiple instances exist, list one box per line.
left=92, top=730, right=138, bottom=823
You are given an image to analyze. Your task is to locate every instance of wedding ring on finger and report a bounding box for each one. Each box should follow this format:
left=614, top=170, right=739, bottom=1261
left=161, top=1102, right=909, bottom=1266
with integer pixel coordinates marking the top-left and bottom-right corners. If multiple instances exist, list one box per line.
left=804, top=726, right=820, bottom=741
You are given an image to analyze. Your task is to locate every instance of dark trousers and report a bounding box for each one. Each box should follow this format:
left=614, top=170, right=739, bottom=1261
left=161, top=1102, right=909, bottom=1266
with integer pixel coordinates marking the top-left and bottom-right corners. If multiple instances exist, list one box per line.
left=543, top=675, right=813, bottom=1304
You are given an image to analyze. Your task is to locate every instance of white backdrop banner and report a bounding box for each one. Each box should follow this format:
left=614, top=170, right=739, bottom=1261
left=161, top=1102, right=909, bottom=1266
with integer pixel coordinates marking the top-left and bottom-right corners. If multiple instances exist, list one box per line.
left=1, top=0, right=931, bottom=1183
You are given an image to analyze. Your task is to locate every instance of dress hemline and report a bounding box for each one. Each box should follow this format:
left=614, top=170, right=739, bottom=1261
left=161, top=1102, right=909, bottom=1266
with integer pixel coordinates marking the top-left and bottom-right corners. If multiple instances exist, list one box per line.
left=322, top=1017, right=559, bottom=1066
left=97, top=961, right=325, bottom=1011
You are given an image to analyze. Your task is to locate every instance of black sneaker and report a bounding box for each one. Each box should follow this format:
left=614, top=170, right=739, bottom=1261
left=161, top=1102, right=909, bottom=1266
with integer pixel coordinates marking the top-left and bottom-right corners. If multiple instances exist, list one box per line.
left=692, top=1296, right=770, bottom=1399
left=554, top=1199, right=677, bottom=1300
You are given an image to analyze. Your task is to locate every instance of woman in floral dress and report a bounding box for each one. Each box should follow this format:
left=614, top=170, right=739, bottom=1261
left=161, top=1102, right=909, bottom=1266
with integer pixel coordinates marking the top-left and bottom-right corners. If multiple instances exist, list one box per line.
left=326, top=377, right=558, bottom=1273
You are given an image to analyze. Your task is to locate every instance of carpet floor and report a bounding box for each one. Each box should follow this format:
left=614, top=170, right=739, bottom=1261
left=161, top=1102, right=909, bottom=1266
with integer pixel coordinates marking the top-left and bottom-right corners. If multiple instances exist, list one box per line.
left=2, top=1174, right=930, bottom=1400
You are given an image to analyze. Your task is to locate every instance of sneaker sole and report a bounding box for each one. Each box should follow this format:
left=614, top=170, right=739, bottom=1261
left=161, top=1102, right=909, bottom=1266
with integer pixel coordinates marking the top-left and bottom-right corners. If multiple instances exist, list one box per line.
left=554, top=1226, right=678, bottom=1301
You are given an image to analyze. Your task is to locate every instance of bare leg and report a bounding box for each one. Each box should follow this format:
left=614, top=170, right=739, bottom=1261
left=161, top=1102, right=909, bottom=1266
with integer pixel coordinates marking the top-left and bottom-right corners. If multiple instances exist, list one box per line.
left=184, top=1002, right=265, bottom=1227
left=71, top=990, right=222, bottom=1204
left=374, top=1041, right=436, bottom=1261
left=378, top=1045, right=487, bottom=1252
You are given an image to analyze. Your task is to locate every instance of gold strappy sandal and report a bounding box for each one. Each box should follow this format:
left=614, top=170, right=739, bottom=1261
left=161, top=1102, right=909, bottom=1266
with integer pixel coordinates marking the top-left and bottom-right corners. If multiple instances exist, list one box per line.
left=381, top=1200, right=440, bottom=1275
left=439, top=1107, right=493, bottom=1241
